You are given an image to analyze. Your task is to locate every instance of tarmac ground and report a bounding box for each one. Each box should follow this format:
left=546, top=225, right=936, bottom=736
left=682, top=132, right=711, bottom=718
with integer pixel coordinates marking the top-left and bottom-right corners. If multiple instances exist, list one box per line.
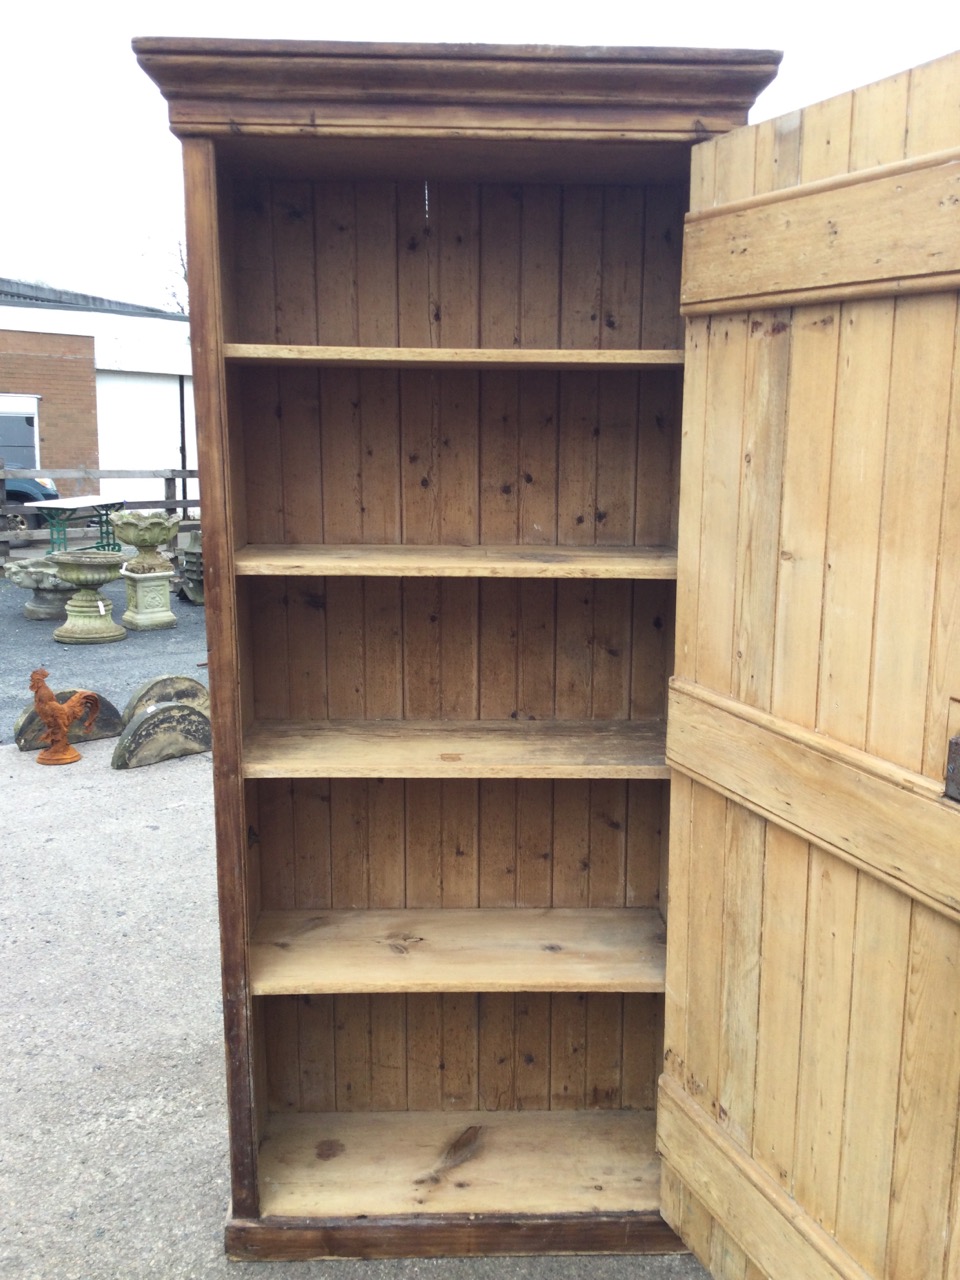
left=0, top=559, right=709, bottom=1280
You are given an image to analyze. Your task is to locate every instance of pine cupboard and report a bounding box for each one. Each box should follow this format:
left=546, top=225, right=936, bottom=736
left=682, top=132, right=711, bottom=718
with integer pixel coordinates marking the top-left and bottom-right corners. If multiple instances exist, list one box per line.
left=136, top=40, right=960, bottom=1277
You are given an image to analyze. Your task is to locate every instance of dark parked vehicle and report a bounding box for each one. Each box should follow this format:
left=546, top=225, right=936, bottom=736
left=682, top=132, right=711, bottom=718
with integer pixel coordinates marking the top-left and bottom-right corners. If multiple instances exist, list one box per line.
left=1, top=406, right=59, bottom=529
left=3, top=476, right=59, bottom=530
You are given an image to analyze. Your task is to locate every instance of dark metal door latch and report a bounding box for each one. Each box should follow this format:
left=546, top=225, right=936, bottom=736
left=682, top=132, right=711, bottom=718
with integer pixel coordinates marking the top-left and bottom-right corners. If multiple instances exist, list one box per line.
left=947, top=736, right=960, bottom=803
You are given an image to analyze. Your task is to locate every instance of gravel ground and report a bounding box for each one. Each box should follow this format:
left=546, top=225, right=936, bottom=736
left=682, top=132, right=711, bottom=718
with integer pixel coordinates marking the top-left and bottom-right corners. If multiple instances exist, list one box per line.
left=0, top=567, right=209, bottom=745
left=0, top=562, right=708, bottom=1280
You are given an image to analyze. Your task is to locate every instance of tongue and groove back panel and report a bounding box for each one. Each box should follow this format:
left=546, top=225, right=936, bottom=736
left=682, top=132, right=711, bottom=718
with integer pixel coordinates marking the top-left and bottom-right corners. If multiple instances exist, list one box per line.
left=219, top=179, right=686, bottom=350
left=221, top=178, right=685, bottom=559
left=228, top=365, right=681, bottom=549
left=228, top=177, right=682, bottom=1125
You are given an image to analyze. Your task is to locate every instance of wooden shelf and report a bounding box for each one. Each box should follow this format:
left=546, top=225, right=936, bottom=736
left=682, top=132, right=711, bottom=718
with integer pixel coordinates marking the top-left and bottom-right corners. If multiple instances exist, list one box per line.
left=242, top=718, right=669, bottom=779
left=223, top=343, right=684, bottom=369
left=234, top=543, right=679, bottom=580
left=250, top=907, right=666, bottom=994
left=257, top=1108, right=660, bottom=1219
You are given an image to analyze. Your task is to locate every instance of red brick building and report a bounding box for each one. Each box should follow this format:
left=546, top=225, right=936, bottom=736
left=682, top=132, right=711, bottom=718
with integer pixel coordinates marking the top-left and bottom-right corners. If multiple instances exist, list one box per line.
left=0, top=279, right=195, bottom=507
left=0, top=327, right=98, bottom=497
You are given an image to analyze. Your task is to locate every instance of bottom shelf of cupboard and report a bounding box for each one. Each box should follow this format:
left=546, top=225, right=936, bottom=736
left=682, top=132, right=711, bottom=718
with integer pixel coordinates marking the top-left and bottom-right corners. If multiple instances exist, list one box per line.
left=228, top=1109, right=681, bottom=1259
left=239, top=766, right=674, bottom=1255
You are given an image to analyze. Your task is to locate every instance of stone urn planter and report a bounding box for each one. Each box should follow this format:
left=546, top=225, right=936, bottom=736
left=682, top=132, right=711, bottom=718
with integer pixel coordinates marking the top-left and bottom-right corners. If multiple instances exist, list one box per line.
left=3, top=558, right=75, bottom=620
left=110, top=510, right=181, bottom=573
left=110, top=510, right=180, bottom=631
left=50, top=549, right=127, bottom=644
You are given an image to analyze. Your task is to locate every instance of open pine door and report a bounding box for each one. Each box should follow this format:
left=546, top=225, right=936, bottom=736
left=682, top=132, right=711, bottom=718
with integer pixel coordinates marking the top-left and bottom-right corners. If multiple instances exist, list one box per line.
left=660, top=49, right=960, bottom=1280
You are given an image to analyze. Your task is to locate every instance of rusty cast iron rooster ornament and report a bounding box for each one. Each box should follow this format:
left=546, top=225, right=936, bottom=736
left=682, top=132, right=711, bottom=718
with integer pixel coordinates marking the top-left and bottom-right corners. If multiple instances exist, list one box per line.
left=29, top=668, right=100, bottom=765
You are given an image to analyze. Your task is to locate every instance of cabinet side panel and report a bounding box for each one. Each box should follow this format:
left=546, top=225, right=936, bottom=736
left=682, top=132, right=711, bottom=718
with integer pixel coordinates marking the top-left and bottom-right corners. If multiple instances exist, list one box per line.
left=216, top=169, right=239, bottom=346
left=182, top=137, right=259, bottom=1217
left=243, top=780, right=262, bottom=928
left=223, top=367, right=249, bottom=548
left=623, top=993, right=664, bottom=1110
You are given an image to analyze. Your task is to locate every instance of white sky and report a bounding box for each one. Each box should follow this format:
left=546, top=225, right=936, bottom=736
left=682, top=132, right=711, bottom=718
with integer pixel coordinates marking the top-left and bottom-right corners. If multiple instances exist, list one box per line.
left=2, top=1, right=958, bottom=312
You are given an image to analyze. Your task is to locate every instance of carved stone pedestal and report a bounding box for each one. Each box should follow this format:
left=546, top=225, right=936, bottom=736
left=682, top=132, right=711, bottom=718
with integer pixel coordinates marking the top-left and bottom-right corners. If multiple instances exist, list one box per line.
left=120, top=566, right=177, bottom=630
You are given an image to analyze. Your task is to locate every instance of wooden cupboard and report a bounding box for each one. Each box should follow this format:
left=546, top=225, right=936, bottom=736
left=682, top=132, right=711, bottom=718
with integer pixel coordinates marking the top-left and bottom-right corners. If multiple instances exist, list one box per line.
left=136, top=38, right=960, bottom=1277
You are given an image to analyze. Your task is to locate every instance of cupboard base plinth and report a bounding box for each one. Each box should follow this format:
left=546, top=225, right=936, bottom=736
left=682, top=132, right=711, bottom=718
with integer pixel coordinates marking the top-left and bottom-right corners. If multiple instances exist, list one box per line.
left=226, top=1108, right=680, bottom=1258
left=225, top=1212, right=685, bottom=1260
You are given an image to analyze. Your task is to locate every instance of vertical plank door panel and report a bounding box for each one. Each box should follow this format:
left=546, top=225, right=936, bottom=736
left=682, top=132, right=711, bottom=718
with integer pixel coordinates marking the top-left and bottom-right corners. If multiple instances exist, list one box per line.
left=666, top=46, right=960, bottom=1280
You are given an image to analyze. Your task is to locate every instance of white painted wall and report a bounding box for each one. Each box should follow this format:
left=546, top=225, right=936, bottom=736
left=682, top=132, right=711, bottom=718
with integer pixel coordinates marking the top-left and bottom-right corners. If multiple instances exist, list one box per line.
left=0, top=303, right=192, bottom=374
left=95, top=370, right=198, bottom=507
